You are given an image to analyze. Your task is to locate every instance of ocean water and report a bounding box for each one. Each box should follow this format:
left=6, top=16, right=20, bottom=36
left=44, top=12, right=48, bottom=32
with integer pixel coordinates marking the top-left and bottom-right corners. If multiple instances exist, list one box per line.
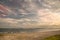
left=0, top=28, right=60, bottom=33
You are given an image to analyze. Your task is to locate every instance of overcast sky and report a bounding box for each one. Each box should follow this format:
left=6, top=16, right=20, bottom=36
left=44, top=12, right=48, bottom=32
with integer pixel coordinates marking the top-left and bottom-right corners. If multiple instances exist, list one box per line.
left=0, top=0, right=60, bottom=28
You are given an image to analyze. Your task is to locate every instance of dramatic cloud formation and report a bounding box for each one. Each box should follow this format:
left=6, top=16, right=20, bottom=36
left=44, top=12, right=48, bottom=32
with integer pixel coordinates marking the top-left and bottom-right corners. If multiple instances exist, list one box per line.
left=0, top=0, right=60, bottom=28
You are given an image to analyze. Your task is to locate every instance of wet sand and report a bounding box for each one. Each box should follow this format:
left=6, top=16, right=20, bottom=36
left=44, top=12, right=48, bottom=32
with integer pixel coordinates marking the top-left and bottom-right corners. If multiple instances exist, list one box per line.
left=0, top=29, right=60, bottom=40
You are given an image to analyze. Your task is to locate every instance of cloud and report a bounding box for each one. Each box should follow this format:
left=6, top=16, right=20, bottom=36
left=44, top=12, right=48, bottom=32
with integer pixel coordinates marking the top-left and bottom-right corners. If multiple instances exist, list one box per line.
left=37, top=9, right=60, bottom=25
left=0, top=8, right=60, bottom=28
left=0, top=0, right=60, bottom=28
left=0, top=18, right=38, bottom=28
left=1, top=9, right=60, bottom=28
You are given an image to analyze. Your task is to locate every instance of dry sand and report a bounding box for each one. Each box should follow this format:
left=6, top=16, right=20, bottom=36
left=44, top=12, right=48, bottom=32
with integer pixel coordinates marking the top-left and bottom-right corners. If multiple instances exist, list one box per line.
left=0, top=30, right=60, bottom=40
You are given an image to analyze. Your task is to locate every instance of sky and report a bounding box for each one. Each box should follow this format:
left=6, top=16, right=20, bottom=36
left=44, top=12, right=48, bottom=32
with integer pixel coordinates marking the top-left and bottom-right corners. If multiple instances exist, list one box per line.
left=0, top=0, right=60, bottom=28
